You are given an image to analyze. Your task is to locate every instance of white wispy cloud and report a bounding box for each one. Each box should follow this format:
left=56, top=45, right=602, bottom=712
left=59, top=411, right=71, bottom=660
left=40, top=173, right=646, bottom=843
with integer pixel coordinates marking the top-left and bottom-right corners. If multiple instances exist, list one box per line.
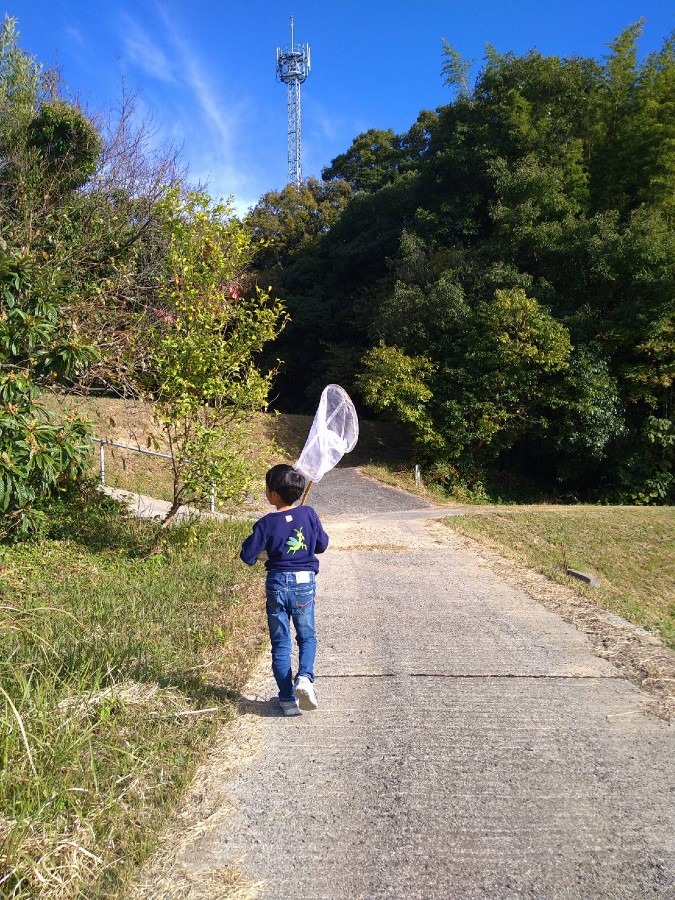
left=114, top=2, right=272, bottom=212
left=64, top=25, right=86, bottom=51
left=153, top=2, right=261, bottom=207
left=308, top=100, right=342, bottom=145
left=120, top=12, right=176, bottom=83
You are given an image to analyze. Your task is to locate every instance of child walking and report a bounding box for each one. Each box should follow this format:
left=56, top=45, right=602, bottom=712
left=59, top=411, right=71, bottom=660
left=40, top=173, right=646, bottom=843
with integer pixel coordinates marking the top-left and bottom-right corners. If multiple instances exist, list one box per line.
left=240, top=464, right=329, bottom=716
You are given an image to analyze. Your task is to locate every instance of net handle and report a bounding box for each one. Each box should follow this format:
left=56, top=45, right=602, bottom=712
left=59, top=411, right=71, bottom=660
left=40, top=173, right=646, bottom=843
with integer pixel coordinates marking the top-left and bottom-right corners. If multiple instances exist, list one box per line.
left=300, top=480, right=313, bottom=505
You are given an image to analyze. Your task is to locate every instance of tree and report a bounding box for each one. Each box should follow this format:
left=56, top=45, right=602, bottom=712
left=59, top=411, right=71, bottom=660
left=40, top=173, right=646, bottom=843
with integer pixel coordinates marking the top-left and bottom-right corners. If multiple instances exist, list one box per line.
left=246, top=177, right=352, bottom=274
left=1, top=17, right=185, bottom=398
left=245, top=177, right=356, bottom=409
left=357, top=343, right=440, bottom=450
left=149, top=188, right=286, bottom=523
left=441, top=39, right=473, bottom=97
left=0, top=18, right=101, bottom=538
left=0, top=252, right=93, bottom=538
left=360, top=287, right=572, bottom=469
left=321, top=129, right=404, bottom=193
left=243, top=26, right=675, bottom=500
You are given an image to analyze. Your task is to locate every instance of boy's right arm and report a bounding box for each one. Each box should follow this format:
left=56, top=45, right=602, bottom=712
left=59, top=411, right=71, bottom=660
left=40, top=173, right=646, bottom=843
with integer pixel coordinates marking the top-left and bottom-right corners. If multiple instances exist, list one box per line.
left=240, top=521, right=266, bottom=566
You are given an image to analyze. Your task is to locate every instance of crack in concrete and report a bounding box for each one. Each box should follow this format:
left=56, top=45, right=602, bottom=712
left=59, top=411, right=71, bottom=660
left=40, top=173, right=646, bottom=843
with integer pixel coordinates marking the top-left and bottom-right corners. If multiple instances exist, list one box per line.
left=320, top=672, right=623, bottom=680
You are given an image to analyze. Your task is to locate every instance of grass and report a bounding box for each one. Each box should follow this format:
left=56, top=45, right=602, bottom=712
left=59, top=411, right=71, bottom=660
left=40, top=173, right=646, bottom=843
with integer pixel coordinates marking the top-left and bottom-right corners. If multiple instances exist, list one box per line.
left=0, top=487, right=268, bottom=898
left=442, top=506, right=675, bottom=648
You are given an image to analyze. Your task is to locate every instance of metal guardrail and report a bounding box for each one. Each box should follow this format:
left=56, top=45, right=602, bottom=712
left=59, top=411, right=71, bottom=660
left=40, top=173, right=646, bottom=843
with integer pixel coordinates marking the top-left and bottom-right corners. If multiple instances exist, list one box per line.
left=91, top=438, right=216, bottom=512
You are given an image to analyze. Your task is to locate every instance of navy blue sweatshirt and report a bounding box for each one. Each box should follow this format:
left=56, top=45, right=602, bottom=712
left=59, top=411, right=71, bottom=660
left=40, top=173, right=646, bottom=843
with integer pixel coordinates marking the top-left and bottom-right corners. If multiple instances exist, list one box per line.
left=240, top=505, right=329, bottom=573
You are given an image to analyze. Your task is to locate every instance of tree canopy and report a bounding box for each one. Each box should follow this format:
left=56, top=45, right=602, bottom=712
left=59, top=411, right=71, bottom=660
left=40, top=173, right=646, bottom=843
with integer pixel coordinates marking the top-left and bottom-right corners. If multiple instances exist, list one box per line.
left=248, top=23, right=674, bottom=503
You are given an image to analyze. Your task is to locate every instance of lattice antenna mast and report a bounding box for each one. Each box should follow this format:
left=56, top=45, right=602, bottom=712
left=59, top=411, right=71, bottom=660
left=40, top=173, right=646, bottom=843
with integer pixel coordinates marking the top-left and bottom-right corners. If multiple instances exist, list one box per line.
left=276, top=16, right=310, bottom=188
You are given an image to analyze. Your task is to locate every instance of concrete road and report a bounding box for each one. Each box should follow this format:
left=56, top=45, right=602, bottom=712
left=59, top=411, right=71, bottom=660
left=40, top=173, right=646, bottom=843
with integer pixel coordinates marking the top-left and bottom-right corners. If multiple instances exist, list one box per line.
left=151, top=468, right=675, bottom=898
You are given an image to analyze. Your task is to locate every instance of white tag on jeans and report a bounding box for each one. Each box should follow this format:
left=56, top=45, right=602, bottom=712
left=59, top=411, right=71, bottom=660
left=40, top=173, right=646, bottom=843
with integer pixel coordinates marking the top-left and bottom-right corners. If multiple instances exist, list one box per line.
left=295, top=571, right=311, bottom=583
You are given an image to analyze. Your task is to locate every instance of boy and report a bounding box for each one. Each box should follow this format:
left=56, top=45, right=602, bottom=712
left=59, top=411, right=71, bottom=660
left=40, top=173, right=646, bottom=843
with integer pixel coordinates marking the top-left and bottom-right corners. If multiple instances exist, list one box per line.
left=240, top=464, right=329, bottom=716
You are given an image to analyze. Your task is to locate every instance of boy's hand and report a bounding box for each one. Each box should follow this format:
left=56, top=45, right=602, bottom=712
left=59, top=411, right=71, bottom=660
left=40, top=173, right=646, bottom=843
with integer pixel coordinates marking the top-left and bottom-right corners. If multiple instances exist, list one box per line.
left=257, top=551, right=268, bottom=561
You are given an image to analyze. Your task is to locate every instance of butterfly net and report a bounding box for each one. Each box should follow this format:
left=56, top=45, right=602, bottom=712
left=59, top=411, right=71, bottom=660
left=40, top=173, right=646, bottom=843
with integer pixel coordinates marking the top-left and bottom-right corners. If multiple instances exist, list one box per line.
left=294, top=384, right=359, bottom=483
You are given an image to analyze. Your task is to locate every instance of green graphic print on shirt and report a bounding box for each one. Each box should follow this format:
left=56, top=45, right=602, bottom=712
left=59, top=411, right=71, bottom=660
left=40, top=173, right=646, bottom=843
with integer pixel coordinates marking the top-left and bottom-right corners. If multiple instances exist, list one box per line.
left=286, top=527, right=307, bottom=555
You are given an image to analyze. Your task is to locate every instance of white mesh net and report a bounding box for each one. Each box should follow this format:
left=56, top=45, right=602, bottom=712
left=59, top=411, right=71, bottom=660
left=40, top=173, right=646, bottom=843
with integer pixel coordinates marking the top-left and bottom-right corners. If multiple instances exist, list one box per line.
left=294, top=384, right=359, bottom=483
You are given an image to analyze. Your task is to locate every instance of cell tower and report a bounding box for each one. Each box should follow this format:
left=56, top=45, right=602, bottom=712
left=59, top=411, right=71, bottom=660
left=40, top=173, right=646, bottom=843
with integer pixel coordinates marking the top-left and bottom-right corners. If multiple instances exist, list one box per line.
left=276, top=16, right=310, bottom=188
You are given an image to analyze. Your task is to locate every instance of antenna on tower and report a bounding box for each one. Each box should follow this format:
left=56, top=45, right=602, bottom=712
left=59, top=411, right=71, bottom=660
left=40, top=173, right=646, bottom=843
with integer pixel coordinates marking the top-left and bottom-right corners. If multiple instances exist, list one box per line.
left=276, top=16, right=310, bottom=188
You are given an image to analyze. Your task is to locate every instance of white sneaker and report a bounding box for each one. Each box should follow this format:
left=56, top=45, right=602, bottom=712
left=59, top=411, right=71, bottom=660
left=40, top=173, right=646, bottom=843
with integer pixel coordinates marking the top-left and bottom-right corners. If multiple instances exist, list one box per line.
left=279, top=699, right=301, bottom=717
left=294, top=675, right=318, bottom=710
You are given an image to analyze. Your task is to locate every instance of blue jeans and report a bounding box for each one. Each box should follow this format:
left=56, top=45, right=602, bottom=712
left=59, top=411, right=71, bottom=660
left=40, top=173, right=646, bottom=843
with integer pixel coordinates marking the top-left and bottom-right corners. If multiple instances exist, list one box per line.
left=265, top=571, right=317, bottom=702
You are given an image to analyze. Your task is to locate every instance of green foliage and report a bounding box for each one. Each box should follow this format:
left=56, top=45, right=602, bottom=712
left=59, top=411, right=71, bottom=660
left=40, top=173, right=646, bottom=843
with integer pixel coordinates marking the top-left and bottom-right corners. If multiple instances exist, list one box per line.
left=441, top=39, right=473, bottom=97
left=474, top=288, right=571, bottom=375
left=247, top=176, right=353, bottom=271
left=0, top=19, right=105, bottom=539
left=0, top=252, right=93, bottom=540
left=0, top=18, right=101, bottom=223
left=358, top=344, right=441, bottom=449
left=0, top=16, right=191, bottom=401
left=321, top=128, right=405, bottom=193
left=451, top=288, right=572, bottom=454
left=149, top=188, right=286, bottom=518
left=26, top=98, right=101, bottom=192
left=245, top=175, right=360, bottom=408
left=249, top=23, right=674, bottom=502
left=361, top=288, right=573, bottom=466
left=549, top=349, right=625, bottom=464
left=0, top=16, right=41, bottom=137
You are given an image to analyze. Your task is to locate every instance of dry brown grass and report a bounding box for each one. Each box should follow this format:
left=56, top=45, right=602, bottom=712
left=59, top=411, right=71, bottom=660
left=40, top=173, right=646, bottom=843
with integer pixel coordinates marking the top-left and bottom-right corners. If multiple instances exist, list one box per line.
left=0, top=818, right=103, bottom=900
left=133, top=868, right=263, bottom=900
left=42, top=396, right=291, bottom=506
left=42, top=395, right=413, bottom=508
left=130, top=694, right=269, bottom=900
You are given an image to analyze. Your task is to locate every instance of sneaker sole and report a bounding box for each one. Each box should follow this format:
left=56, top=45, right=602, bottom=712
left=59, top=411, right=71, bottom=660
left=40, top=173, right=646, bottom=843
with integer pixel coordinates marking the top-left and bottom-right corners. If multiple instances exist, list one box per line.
left=295, top=686, right=318, bottom=711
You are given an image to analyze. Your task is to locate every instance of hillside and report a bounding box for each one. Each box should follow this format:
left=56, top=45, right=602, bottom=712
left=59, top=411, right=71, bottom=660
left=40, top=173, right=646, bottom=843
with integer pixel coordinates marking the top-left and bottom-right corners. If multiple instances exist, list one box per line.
left=44, top=394, right=414, bottom=505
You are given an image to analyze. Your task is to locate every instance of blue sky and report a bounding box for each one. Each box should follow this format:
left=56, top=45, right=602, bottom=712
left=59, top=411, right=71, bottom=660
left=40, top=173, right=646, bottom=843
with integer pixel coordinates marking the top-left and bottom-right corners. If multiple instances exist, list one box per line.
left=4, top=1, right=673, bottom=216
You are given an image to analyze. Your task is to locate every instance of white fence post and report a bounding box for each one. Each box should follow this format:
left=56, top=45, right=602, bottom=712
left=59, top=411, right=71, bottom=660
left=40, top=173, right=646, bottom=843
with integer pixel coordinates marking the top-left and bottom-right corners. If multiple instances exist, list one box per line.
left=99, top=441, right=106, bottom=485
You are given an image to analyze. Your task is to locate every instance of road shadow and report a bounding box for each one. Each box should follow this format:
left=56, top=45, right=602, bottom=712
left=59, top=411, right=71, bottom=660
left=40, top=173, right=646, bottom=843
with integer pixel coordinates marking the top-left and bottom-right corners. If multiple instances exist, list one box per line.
left=237, top=694, right=287, bottom=718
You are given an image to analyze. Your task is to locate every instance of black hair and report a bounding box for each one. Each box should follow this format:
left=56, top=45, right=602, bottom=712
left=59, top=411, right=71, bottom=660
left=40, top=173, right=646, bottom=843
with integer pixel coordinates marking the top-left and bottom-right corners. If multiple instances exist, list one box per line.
left=265, top=464, right=306, bottom=505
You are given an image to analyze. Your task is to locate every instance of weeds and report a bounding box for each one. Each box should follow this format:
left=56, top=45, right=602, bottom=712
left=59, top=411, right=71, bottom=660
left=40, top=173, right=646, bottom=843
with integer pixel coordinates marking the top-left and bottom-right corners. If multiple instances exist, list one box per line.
left=0, top=489, right=267, bottom=898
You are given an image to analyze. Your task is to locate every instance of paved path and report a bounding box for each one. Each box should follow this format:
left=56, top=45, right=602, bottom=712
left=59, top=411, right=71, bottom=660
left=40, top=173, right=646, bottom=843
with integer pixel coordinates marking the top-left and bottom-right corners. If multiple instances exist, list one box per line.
left=137, top=468, right=675, bottom=899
